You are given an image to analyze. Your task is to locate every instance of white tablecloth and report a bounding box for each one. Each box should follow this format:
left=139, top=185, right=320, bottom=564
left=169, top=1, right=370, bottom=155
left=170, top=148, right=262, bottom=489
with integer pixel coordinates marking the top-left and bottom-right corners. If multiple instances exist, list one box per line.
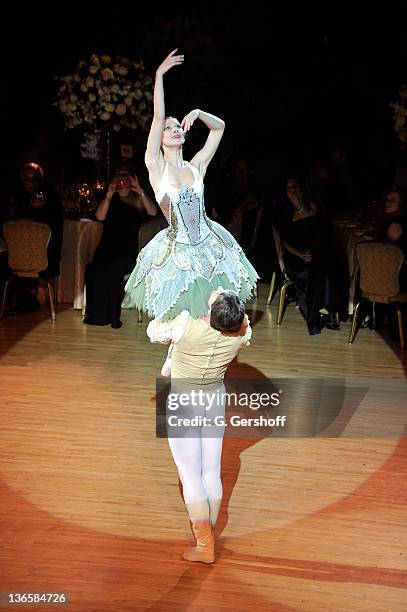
left=59, top=219, right=103, bottom=308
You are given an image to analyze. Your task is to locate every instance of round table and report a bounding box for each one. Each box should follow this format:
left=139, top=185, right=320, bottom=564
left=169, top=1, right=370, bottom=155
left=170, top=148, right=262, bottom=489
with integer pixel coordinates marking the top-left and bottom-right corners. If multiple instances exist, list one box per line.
left=58, top=219, right=103, bottom=308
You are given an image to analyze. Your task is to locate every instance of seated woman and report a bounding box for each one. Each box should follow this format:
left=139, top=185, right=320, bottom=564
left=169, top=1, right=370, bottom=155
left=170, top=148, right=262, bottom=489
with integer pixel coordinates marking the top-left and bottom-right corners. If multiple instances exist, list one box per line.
left=4, top=162, right=64, bottom=315
left=379, top=185, right=407, bottom=250
left=9, top=162, right=64, bottom=279
left=276, top=177, right=348, bottom=335
left=83, top=162, right=157, bottom=328
left=378, top=185, right=407, bottom=290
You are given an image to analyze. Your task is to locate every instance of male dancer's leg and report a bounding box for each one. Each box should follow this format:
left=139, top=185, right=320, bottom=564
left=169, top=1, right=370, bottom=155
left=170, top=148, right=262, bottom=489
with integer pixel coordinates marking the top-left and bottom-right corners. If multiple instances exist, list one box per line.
left=201, top=387, right=225, bottom=526
left=167, top=434, right=210, bottom=522
left=201, top=435, right=224, bottom=526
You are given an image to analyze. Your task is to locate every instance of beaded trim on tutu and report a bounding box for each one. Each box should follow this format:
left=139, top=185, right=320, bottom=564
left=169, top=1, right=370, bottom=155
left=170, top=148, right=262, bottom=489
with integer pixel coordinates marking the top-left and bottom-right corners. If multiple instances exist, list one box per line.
left=122, top=219, right=259, bottom=321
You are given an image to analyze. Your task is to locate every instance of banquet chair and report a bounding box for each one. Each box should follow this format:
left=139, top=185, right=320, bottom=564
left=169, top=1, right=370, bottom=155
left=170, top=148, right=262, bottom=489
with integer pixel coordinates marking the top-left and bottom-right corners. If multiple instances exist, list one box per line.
left=266, top=224, right=294, bottom=326
left=0, top=219, right=57, bottom=322
left=349, top=242, right=407, bottom=350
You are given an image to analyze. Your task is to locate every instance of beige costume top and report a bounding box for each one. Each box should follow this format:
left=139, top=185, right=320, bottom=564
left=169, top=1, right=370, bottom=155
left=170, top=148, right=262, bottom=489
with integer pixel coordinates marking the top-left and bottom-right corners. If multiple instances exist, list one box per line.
left=147, top=310, right=251, bottom=381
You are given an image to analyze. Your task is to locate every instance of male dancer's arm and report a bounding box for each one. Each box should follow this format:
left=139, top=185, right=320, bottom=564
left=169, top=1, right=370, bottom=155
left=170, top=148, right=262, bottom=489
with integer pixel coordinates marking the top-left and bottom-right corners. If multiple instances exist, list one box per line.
left=239, top=315, right=252, bottom=347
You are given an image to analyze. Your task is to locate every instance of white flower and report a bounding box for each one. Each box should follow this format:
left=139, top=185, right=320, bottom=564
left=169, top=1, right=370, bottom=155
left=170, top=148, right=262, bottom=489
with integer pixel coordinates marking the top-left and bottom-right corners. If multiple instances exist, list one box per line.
left=114, top=64, right=128, bottom=76
left=101, top=68, right=114, bottom=80
left=57, top=52, right=153, bottom=130
left=115, top=103, right=127, bottom=116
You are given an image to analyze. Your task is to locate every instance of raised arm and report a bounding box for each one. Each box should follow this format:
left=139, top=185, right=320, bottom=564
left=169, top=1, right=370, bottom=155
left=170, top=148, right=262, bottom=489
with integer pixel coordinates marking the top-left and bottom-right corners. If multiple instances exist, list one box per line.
left=95, top=179, right=117, bottom=221
left=144, top=50, right=184, bottom=190
left=182, top=109, right=225, bottom=177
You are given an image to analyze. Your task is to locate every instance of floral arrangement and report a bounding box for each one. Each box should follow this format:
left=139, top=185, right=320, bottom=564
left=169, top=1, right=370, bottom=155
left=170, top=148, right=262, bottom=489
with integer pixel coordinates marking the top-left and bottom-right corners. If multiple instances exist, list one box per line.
left=55, top=53, right=153, bottom=132
left=390, top=85, right=407, bottom=146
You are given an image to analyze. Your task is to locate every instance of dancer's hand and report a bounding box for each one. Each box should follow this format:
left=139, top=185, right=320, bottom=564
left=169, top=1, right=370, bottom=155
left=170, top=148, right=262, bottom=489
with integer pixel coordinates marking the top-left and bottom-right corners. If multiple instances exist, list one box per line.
left=156, top=49, right=184, bottom=76
left=181, top=109, right=200, bottom=132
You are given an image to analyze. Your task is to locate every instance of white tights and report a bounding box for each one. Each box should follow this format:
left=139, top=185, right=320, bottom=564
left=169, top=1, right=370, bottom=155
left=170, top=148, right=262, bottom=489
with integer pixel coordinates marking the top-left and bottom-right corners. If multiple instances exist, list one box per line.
left=168, top=428, right=224, bottom=525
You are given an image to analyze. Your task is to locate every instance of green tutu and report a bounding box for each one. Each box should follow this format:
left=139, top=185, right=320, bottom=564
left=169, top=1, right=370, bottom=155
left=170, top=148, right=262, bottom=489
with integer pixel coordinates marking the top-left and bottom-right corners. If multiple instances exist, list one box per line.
left=122, top=216, right=259, bottom=320
left=129, top=268, right=258, bottom=321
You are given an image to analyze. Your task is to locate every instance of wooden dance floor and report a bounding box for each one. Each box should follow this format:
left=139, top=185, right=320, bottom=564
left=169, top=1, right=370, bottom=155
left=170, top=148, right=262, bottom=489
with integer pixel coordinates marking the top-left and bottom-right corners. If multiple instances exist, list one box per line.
left=1, top=283, right=406, bottom=611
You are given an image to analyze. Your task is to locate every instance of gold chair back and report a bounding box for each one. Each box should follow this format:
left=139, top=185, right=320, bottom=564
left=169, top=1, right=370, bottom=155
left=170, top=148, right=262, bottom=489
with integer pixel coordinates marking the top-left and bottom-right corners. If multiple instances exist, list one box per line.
left=357, top=242, right=404, bottom=301
left=3, top=219, right=51, bottom=277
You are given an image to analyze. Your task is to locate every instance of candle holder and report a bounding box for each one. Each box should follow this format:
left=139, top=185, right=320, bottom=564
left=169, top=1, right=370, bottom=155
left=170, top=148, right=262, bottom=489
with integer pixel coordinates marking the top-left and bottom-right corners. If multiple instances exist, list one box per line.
left=78, top=183, right=92, bottom=216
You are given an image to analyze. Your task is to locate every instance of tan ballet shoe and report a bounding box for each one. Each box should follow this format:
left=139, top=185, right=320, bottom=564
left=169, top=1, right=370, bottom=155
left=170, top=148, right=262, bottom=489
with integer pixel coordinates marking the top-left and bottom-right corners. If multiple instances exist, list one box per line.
left=182, top=520, right=215, bottom=563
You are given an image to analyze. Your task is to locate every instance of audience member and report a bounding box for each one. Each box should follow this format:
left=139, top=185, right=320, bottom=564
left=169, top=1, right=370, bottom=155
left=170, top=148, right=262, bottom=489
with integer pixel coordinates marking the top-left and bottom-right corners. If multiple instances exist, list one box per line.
left=83, top=161, right=157, bottom=329
left=275, top=177, right=348, bottom=334
left=8, top=162, right=64, bottom=279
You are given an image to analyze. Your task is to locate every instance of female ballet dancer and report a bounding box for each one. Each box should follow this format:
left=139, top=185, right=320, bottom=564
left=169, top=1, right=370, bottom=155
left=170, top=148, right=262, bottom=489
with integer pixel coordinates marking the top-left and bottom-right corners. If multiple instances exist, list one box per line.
left=122, top=49, right=258, bottom=326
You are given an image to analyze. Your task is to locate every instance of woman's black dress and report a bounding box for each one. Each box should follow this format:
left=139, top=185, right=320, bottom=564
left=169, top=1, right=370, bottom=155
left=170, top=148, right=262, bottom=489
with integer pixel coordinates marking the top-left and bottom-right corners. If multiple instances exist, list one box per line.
left=277, top=210, right=348, bottom=333
left=84, top=195, right=146, bottom=327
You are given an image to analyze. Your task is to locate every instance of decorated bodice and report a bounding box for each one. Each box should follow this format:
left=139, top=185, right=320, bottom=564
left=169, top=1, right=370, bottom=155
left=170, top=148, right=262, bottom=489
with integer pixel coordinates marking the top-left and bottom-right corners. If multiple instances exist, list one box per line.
left=154, top=162, right=211, bottom=245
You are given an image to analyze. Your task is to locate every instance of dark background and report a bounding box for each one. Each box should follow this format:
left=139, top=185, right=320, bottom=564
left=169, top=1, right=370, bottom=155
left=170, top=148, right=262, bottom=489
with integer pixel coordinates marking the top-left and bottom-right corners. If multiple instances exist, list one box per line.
left=3, top=3, right=407, bottom=202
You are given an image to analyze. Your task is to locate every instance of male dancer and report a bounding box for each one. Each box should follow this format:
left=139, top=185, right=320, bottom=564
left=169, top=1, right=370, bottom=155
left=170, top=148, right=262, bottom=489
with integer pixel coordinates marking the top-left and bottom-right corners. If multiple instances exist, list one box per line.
left=147, top=288, right=252, bottom=563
